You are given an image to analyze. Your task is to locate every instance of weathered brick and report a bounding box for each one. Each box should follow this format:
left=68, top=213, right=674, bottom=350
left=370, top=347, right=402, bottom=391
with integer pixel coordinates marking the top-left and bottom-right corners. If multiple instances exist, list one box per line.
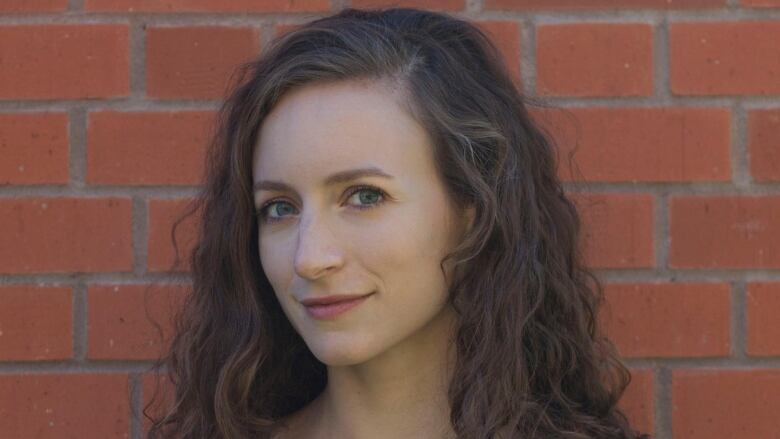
left=0, top=197, right=133, bottom=273
left=474, top=21, right=522, bottom=87
left=0, top=0, right=67, bottom=12
left=532, top=107, right=731, bottom=182
left=601, top=283, right=731, bottom=357
left=85, top=0, right=329, bottom=12
left=486, top=0, right=724, bottom=9
left=0, top=285, right=72, bottom=361
left=142, top=373, right=174, bottom=434
left=0, top=374, right=129, bottom=438
left=537, top=24, right=653, bottom=97
left=748, top=109, right=780, bottom=182
left=746, top=282, right=780, bottom=356
left=0, top=25, right=129, bottom=99
left=147, top=198, right=200, bottom=273
left=673, top=369, right=780, bottom=439
left=86, top=111, right=212, bottom=186
left=670, top=195, right=780, bottom=268
left=88, top=284, right=189, bottom=360
left=146, top=26, right=260, bottom=99
left=0, top=113, right=69, bottom=185
left=742, top=0, right=780, bottom=5
left=619, top=369, right=654, bottom=436
left=670, top=22, right=780, bottom=95
left=571, top=193, right=655, bottom=268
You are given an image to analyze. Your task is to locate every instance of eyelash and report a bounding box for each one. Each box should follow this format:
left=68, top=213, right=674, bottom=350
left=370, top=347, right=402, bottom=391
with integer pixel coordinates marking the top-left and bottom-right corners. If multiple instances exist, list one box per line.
left=255, top=185, right=388, bottom=224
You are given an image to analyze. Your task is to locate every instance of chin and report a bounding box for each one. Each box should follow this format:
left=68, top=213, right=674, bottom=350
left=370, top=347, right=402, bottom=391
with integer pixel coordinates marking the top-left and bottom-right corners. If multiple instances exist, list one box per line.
left=304, top=334, right=379, bottom=367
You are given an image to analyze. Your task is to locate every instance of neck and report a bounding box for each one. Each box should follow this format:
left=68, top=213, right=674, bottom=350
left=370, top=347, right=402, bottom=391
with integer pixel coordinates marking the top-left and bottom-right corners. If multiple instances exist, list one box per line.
left=312, top=303, right=459, bottom=439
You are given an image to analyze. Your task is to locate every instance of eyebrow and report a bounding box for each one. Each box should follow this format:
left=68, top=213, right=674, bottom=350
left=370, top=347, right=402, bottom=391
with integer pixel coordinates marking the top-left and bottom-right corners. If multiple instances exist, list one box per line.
left=253, top=166, right=394, bottom=193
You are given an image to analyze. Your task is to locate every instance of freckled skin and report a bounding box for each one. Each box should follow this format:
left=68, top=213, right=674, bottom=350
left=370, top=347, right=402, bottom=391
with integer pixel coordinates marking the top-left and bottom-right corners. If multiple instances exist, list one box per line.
left=253, top=80, right=472, bottom=438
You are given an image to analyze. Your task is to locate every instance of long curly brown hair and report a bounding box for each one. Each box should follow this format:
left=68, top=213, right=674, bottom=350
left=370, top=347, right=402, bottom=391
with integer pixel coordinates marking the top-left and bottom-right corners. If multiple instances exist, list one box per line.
left=144, top=6, right=649, bottom=439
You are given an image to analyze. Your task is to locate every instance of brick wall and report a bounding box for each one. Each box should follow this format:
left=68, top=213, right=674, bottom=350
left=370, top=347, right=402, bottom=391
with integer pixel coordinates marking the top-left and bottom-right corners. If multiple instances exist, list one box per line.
left=1, top=1, right=779, bottom=438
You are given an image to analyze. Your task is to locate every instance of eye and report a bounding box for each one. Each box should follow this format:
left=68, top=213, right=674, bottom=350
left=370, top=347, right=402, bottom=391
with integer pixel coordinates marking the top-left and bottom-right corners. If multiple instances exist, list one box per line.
left=256, top=185, right=388, bottom=224
left=345, top=185, right=387, bottom=210
left=256, top=200, right=297, bottom=223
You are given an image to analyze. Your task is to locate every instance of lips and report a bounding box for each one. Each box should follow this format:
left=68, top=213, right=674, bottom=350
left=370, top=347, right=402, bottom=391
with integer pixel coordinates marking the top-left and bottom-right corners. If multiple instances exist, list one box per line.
left=300, top=292, right=375, bottom=320
left=300, top=292, right=374, bottom=306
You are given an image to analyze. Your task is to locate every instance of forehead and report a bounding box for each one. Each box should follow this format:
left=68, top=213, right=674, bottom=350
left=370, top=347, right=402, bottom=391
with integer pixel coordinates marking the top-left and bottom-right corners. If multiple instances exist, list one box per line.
left=252, top=81, right=434, bottom=180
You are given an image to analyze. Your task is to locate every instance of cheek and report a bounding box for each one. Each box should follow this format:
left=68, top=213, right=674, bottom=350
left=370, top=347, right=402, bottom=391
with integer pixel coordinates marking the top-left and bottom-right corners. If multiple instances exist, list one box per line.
left=359, top=199, right=454, bottom=298
left=258, top=233, right=295, bottom=295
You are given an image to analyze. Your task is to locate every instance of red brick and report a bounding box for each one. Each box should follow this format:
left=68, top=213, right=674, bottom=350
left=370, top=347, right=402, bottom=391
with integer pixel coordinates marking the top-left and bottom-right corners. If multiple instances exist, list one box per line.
left=0, top=0, right=67, bottom=12
left=148, top=198, right=200, bottom=273
left=601, top=283, right=731, bottom=358
left=351, top=0, right=465, bottom=10
left=537, top=24, right=653, bottom=97
left=86, top=111, right=212, bottom=185
left=618, top=369, right=654, bottom=436
left=670, top=195, right=780, bottom=268
left=571, top=193, right=655, bottom=268
left=673, top=369, right=780, bottom=439
left=0, top=197, right=133, bottom=273
left=742, top=0, right=780, bottom=5
left=88, top=284, right=189, bottom=360
left=0, top=25, right=129, bottom=99
left=474, top=21, right=522, bottom=88
left=146, top=26, right=259, bottom=99
left=274, top=23, right=301, bottom=38
left=0, top=374, right=129, bottom=437
left=142, top=373, right=174, bottom=434
left=746, top=282, right=780, bottom=356
left=748, top=109, right=780, bottom=182
left=0, top=285, right=72, bottom=361
left=532, top=107, right=731, bottom=183
left=486, top=0, right=724, bottom=9
left=670, top=22, right=780, bottom=95
left=0, top=113, right=69, bottom=185
left=85, top=0, right=329, bottom=12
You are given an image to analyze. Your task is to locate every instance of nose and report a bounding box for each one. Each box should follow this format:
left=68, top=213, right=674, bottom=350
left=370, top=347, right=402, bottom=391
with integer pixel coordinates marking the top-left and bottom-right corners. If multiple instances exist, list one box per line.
left=293, top=210, right=344, bottom=280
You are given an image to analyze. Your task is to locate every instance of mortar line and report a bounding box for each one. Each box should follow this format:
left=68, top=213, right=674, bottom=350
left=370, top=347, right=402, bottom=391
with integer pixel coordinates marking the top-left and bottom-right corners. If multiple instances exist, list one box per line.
left=69, top=107, right=87, bottom=188
left=129, top=373, right=142, bottom=439
left=72, top=281, right=87, bottom=361
left=521, top=15, right=536, bottom=97
left=130, top=20, right=147, bottom=99
left=732, top=280, right=748, bottom=360
left=732, top=102, right=751, bottom=188
left=3, top=8, right=780, bottom=25
left=0, top=273, right=194, bottom=285
left=656, top=192, right=670, bottom=274
left=133, top=197, right=149, bottom=276
left=0, top=361, right=176, bottom=374
left=465, top=0, right=482, bottom=15
left=593, top=269, right=780, bottom=283
left=655, top=366, right=672, bottom=439
left=655, top=12, right=671, bottom=102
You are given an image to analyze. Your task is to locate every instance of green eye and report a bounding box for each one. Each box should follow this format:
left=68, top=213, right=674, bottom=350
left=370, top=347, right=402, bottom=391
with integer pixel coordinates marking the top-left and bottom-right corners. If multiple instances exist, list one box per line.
left=346, top=186, right=385, bottom=208
left=261, top=202, right=297, bottom=221
left=256, top=185, right=388, bottom=224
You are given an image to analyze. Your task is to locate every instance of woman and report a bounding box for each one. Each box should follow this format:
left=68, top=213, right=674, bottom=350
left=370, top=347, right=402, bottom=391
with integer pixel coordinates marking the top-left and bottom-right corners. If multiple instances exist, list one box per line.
left=145, top=7, right=648, bottom=439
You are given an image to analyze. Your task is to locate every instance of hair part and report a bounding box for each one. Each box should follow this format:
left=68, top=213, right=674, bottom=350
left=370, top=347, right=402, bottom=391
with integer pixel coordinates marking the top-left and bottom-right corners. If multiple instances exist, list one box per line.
left=145, top=7, right=648, bottom=439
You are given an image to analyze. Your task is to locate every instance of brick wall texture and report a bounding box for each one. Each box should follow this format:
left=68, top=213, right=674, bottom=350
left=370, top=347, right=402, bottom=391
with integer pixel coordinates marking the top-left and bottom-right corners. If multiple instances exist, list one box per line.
left=1, top=1, right=779, bottom=438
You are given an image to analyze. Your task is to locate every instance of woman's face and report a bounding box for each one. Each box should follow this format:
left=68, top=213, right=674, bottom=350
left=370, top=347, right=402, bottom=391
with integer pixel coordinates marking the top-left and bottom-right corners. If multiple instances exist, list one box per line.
left=252, top=80, right=472, bottom=366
